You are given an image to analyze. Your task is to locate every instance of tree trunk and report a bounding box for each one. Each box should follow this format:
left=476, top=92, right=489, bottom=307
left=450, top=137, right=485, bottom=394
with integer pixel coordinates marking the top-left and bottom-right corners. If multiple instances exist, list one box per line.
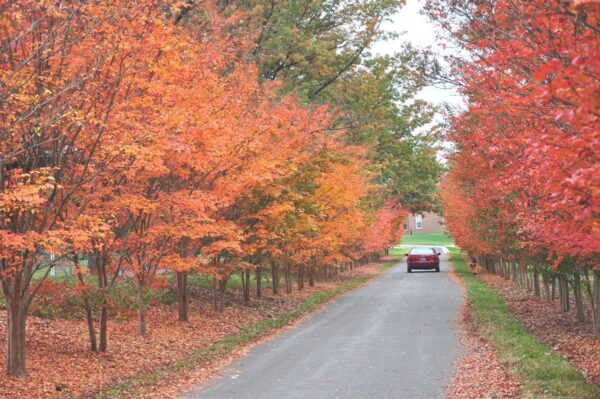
left=87, top=251, right=96, bottom=273
left=297, top=265, right=304, bottom=291
left=533, top=265, right=541, bottom=298
left=308, top=267, right=315, bottom=287
left=271, top=261, right=279, bottom=295
left=138, top=308, right=147, bottom=336
left=284, top=263, right=292, bottom=294
left=558, top=275, right=570, bottom=313
left=176, top=271, right=188, bottom=322
left=137, top=288, right=148, bottom=336
left=212, top=279, right=218, bottom=311
left=94, top=251, right=110, bottom=353
left=218, top=279, right=226, bottom=312
left=6, top=300, right=27, bottom=377
left=587, top=270, right=600, bottom=336
left=256, top=267, right=262, bottom=298
left=240, top=270, right=246, bottom=300
left=511, top=261, right=518, bottom=283
left=542, top=273, right=551, bottom=302
left=572, top=273, right=585, bottom=322
left=86, top=308, right=98, bottom=352
left=75, top=255, right=98, bottom=351
left=242, top=269, right=251, bottom=304
left=99, top=305, right=108, bottom=352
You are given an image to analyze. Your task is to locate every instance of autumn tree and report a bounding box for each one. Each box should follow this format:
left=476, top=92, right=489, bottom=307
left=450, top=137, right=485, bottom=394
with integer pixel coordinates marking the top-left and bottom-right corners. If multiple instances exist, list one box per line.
left=0, top=0, right=170, bottom=375
left=363, top=200, right=407, bottom=256
left=209, top=0, right=444, bottom=213
left=430, top=0, right=600, bottom=334
left=0, top=0, right=423, bottom=378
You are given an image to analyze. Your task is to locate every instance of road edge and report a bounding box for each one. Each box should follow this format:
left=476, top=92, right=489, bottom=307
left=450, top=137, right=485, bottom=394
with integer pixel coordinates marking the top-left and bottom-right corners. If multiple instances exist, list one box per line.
left=448, top=254, right=599, bottom=399
left=446, top=255, right=520, bottom=398
left=93, top=258, right=399, bottom=399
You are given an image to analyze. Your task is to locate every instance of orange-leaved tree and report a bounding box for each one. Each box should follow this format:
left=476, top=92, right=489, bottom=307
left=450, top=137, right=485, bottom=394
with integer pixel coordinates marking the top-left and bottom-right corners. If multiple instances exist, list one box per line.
left=0, top=0, right=163, bottom=375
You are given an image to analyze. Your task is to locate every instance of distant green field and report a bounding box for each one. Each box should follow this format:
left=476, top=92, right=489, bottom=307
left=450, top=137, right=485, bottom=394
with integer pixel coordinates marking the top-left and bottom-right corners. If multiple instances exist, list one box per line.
left=389, top=232, right=459, bottom=255
left=399, top=232, right=455, bottom=246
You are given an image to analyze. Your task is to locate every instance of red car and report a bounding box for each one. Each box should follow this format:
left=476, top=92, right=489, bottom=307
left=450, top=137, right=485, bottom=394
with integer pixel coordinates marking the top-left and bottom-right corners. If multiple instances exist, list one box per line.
left=406, top=247, right=440, bottom=273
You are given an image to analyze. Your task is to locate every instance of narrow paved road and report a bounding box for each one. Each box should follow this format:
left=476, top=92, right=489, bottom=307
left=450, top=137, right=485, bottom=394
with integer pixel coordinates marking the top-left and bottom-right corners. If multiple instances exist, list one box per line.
left=184, top=253, right=462, bottom=399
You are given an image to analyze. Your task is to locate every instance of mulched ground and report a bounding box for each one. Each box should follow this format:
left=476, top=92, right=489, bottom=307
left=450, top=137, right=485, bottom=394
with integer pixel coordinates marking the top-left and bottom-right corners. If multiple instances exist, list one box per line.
left=0, top=264, right=381, bottom=399
left=479, top=272, right=600, bottom=386
left=446, top=268, right=521, bottom=399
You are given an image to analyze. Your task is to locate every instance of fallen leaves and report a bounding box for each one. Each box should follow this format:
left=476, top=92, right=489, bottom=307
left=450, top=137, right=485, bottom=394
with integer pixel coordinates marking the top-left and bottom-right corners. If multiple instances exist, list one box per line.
left=0, top=263, right=382, bottom=399
left=447, top=265, right=521, bottom=399
left=447, top=307, right=521, bottom=399
left=479, top=273, right=600, bottom=386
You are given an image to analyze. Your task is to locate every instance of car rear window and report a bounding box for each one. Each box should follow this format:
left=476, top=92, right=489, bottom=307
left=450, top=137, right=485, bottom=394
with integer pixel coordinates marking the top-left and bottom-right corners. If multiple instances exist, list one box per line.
left=410, top=247, right=435, bottom=255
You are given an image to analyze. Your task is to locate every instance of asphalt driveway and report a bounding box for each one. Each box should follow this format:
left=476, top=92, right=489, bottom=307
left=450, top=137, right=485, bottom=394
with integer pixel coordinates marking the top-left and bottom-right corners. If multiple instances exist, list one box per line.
left=184, top=253, right=462, bottom=399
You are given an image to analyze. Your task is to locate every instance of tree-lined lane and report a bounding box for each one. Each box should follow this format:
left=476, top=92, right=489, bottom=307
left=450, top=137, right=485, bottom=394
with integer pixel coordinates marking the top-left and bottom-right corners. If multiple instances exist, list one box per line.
left=185, top=254, right=462, bottom=399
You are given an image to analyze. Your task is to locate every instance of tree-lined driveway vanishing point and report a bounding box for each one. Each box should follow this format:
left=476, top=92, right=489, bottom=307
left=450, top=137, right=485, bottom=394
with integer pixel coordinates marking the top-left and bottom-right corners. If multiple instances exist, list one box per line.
left=185, top=253, right=462, bottom=399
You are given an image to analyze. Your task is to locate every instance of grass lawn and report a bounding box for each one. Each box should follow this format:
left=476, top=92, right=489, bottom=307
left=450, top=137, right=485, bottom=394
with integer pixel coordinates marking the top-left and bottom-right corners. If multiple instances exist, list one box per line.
left=389, top=232, right=460, bottom=255
left=399, top=231, right=455, bottom=246
left=453, top=254, right=599, bottom=398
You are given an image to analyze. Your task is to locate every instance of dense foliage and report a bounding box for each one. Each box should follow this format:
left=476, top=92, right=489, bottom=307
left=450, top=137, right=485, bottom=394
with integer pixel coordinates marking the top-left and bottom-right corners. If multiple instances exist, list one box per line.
left=226, top=0, right=443, bottom=212
left=429, top=0, right=600, bottom=335
left=0, top=0, right=438, bottom=377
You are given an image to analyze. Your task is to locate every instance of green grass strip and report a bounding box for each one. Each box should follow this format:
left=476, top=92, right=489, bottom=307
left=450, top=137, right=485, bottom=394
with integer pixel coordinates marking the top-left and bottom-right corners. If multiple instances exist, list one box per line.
left=94, top=259, right=397, bottom=398
left=397, top=232, right=456, bottom=247
left=452, top=254, right=599, bottom=399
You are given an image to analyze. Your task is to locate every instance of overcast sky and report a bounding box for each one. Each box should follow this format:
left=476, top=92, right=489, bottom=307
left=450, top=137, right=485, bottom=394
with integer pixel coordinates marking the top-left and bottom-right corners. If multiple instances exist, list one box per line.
left=371, top=0, right=464, bottom=109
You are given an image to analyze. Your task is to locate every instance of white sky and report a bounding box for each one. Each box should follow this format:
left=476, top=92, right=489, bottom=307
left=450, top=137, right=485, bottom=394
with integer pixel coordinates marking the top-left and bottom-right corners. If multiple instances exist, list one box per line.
left=371, top=0, right=464, bottom=109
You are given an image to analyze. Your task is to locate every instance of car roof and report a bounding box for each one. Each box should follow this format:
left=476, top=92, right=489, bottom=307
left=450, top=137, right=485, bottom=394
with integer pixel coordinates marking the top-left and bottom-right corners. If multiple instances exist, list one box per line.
left=409, top=247, right=436, bottom=254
